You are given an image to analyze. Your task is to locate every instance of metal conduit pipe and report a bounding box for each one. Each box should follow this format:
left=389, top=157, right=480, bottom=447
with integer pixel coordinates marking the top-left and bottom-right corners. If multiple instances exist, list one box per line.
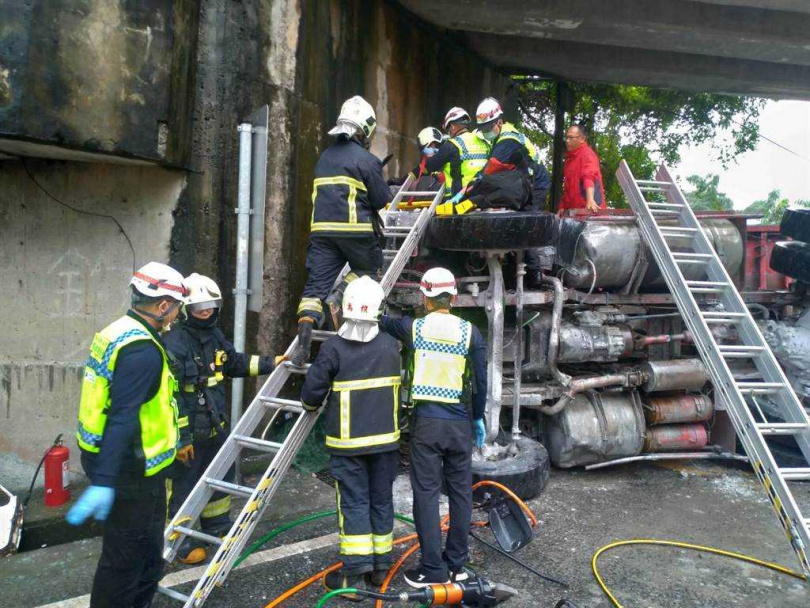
left=540, top=274, right=571, bottom=389
left=539, top=374, right=630, bottom=416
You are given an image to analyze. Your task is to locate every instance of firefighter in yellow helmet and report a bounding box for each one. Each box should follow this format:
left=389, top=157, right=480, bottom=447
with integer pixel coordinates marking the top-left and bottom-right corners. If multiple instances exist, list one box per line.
left=67, top=262, right=188, bottom=607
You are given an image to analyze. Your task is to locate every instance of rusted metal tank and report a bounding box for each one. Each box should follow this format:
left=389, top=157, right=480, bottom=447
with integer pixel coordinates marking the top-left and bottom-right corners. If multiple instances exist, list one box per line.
left=641, top=359, right=708, bottom=392
left=546, top=390, right=645, bottom=468
left=644, top=424, right=709, bottom=452
left=563, top=218, right=744, bottom=290
left=644, top=394, right=714, bottom=425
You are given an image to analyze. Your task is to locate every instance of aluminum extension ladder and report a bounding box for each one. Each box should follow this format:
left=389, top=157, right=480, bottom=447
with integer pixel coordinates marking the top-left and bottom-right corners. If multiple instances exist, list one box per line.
left=617, top=161, right=810, bottom=581
left=158, top=175, right=444, bottom=606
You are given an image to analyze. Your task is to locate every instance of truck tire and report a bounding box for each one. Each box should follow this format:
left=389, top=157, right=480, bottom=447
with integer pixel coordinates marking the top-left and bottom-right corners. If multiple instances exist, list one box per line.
left=780, top=209, right=810, bottom=242
left=472, top=437, right=550, bottom=501
left=426, top=211, right=559, bottom=251
left=770, top=240, right=810, bottom=283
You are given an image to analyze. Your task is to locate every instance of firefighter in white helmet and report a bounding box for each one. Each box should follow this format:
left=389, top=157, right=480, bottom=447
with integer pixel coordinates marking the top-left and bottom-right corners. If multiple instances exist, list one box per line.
left=379, top=267, right=487, bottom=587
left=300, top=276, right=402, bottom=597
left=291, top=96, right=392, bottom=367
left=68, top=262, right=188, bottom=607
left=389, top=126, right=446, bottom=192
left=163, top=273, right=278, bottom=564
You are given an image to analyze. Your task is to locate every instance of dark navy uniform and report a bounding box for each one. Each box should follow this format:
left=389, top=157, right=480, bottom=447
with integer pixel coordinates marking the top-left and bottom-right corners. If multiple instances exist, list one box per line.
left=301, top=331, right=402, bottom=576
left=163, top=313, right=274, bottom=533
left=297, top=137, right=391, bottom=325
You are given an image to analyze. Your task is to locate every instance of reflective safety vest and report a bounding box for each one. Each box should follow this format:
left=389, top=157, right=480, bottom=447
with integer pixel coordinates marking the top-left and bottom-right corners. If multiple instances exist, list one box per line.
left=411, top=312, right=472, bottom=404
left=321, top=333, right=402, bottom=455
left=77, top=315, right=179, bottom=477
left=445, top=131, right=491, bottom=195
left=497, top=122, right=541, bottom=173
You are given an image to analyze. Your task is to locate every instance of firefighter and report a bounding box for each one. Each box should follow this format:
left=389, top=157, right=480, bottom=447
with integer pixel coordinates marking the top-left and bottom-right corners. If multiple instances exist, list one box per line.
left=390, top=127, right=445, bottom=190
left=67, top=262, right=187, bottom=608
left=163, top=273, right=276, bottom=564
left=300, top=276, right=402, bottom=598
left=378, top=268, right=487, bottom=587
left=291, top=95, right=392, bottom=367
left=432, top=107, right=492, bottom=214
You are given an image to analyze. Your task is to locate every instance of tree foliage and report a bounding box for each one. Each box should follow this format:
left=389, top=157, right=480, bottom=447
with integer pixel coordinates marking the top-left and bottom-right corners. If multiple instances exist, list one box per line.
left=683, top=174, right=734, bottom=211
left=743, top=189, right=810, bottom=225
left=517, top=80, right=765, bottom=207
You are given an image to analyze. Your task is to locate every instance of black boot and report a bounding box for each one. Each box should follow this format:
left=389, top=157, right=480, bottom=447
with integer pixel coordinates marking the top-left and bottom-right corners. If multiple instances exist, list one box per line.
left=324, top=570, right=366, bottom=602
left=289, top=318, right=314, bottom=367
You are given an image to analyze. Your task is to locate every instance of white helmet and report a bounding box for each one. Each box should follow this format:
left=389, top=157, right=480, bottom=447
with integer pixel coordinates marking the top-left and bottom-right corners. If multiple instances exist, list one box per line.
left=184, top=273, right=223, bottom=312
left=420, top=267, right=457, bottom=297
left=417, top=127, right=443, bottom=148
left=442, top=107, right=471, bottom=131
left=342, top=276, right=385, bottom=322
left=130, top=262, right=187, bottom=301
left=328, top=96, right=377, bottom=139
left=475, top=97, right=503, bottom=127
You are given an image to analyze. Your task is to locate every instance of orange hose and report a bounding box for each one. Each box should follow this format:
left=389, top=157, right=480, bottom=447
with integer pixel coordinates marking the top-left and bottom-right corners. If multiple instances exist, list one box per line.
left=375, top=541, right=423, bottom=608
left=263, top=561, right=343, bottom=608
left=472, top=480, right=539, bottom=528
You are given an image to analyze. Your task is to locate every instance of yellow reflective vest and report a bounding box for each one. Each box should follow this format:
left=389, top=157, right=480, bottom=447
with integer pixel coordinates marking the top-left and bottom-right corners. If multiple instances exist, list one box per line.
left=77, top=315, right=179, bottom=477
left=411, top=312, right=472, bottom=404
left=444, top=131, right=491, bottom=195
left=497, top=122, right=541, bottom=167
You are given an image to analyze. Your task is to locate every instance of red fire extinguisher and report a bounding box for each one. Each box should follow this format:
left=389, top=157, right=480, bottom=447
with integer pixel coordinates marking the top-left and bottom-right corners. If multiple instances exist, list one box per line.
left=43, top=435, right=71, bottom=507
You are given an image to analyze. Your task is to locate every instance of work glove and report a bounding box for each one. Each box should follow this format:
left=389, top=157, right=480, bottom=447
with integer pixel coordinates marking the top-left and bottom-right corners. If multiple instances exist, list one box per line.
left=473, top=419, right=487, bottom=448
left=66, top=486, right=116, bottom=525
left=436, top=201, right=455, bottom=216
left=176, top=444, right=195, bottom=467
left=274, top=354, right=288, bottom=367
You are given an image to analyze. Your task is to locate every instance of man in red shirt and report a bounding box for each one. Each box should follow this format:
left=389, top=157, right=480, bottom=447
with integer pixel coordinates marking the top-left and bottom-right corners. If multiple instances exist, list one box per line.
left=560, top=125, right=606, bottom=213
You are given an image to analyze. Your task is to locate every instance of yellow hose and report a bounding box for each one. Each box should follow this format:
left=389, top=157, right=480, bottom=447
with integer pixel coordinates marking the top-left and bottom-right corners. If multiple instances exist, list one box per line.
left=592, top=539, right=806, bottom=607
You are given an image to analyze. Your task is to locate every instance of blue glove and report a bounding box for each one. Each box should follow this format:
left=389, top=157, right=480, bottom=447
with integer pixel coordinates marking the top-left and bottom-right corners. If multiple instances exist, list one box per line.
left=66, top=486, right=115, bottom=525
left=449, top=190, right=465, bottom=205
left=473, top=419, right=487, bottom=448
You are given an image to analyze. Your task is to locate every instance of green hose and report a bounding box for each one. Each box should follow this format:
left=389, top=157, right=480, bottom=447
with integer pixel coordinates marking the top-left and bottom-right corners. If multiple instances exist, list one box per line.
left=235, top=511, right=416, bottom=568
left=316, top=588, right=358, bottom=607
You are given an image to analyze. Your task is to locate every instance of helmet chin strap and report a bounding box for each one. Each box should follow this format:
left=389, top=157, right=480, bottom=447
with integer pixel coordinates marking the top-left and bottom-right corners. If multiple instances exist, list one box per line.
left=136, top=300, right=182, bottom=331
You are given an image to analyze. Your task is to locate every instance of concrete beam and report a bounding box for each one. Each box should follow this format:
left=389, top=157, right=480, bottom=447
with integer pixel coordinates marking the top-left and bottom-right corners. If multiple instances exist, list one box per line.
left=465, top=35, right=810, bottom=99
left=398, top=0, right=810, bottom=67
left=693, top=1, right=810, bottom=13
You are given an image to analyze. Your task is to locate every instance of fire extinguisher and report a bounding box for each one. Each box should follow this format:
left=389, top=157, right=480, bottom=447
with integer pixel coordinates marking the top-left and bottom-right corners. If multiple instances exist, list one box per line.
left=29, top=435, right=70, bottom=508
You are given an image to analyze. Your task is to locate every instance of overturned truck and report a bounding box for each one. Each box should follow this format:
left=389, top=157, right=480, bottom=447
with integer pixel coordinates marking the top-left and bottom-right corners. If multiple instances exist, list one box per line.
left=384, top=187, right=810, bottom=499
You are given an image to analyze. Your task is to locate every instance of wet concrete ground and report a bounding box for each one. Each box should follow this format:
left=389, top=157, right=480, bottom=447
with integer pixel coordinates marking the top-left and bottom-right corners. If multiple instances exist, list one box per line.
left=3, top=461, right=809, bottom=608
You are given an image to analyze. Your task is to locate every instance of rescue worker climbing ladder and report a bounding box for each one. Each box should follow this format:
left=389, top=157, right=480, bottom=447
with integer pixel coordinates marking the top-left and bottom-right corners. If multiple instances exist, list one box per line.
left=291, top=95, right=392, bottom=367
left=163, top=273, right=276, bottom=565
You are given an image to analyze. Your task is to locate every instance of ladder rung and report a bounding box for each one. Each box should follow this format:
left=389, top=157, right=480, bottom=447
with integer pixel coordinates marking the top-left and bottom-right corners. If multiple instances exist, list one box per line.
left=648, top=202, right=684, bottom=209
left=233, top=434, right=283, bottom=453
left=260, top=396, right=304, bottom=413
left=637, top=180, right=672, bottom=186
left=382, top=249, right=399, bottom=255
left=282, top=361, right=311, bottom=373
left=172, top=525, right=224, bottom=546
left=401, top=191, right=441, bottom=196
left=719, top=345, right=765, bottom=358
left=651, top=210, right=680, bottom=216
left=312, top=330, right=336, bottom=342
left=703, top=317, right=745, bottom=324
left=757, top=423, right=810, bottom=436
left=158, top=586, right=190, bottom=602
left=737, top=381, right=785, bottom=394
left=780, top=468, right=810, bottom=481
left=639, top=186, right=666, bottom=192
left=674, top=252, right=713, bottom=259
left=205, top=477, right=255, bottom=498
left=687, top=280, right=729, bottom=293
left=659, top=226, right=697, bottom=233
left=687, top=281, right=729, bottom=288
left=702, top=311, right=746, bottom=318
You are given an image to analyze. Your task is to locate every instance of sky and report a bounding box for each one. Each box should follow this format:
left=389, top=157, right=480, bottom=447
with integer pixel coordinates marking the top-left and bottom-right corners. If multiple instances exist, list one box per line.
left=672, top=100, right=810, bottom=210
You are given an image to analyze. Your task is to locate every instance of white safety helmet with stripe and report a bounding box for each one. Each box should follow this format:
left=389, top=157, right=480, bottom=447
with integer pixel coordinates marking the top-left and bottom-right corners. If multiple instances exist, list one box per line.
left=328, top=95, right=378, bottom=139
left=184, top=273, right=223, bottom=312
left=342, top=275, right=385, bottom=322
left=420, top=267, right=457, bottom=297
left=475, top=97, right=504, bottom=127
left=417, top=127, right=443, bottom=148
left=442, top=107, right=471, bottom=131
left=130, top=262, right=188, bottom=301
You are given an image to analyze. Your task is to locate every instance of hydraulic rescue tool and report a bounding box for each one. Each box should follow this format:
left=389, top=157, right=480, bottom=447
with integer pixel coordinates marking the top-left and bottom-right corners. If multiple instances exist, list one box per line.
left=157, top=175, right=444, bottom=607
left=618, top=161, right=810, bottom=582
left=322, top=577, right=518, bottom=607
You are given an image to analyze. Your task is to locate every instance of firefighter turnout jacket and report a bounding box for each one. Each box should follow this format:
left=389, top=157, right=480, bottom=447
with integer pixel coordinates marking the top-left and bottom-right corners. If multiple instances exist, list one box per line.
left=300, top=332, right=402, bottom=455
left=163, top=316, right=274, bottom=443
left=77, top=313, right=179, bottom=478
left=310, top=137, right=391, bottom=237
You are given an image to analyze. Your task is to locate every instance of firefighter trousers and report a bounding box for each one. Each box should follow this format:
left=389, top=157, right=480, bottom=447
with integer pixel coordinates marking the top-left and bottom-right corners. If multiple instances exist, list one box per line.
left=410, top=415, right=473, bottom=581
left=168, top=433, right=234, bottom=534
left=329, top=449, right=400, bottom=575
left=297, top=235, right=383, bottom=326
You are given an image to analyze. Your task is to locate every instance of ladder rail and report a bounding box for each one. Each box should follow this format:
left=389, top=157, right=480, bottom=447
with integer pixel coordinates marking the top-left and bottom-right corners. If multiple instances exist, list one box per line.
left=618, top=160, right=810, bottom=580
left=160, top=176, right=442, bottom=606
